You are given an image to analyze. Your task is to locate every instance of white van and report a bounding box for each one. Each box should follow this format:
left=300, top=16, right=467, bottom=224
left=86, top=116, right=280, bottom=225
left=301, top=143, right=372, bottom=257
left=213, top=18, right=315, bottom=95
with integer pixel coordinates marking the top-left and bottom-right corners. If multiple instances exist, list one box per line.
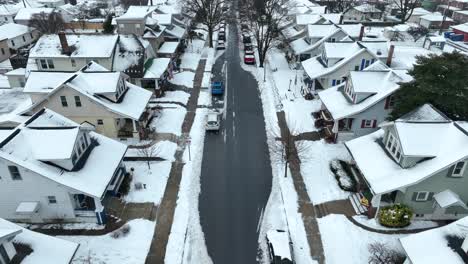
left=206, top=113, right=220, bottom=131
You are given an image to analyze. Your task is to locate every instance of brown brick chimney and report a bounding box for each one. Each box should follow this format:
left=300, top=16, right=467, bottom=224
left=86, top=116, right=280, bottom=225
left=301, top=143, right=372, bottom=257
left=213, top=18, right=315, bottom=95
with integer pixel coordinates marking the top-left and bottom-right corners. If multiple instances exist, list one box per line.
left=386, top=45, right=395, bottom=67
left=358, top=25, right=364, bottom=41
left=58, top=31, right=70, bottom=55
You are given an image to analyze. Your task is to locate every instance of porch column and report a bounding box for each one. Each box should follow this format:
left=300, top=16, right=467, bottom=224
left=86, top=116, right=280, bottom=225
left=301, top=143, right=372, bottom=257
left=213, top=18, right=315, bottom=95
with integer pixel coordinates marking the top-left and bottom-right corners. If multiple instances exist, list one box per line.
left=94, top=197, right=106, bottom=225
left=371, top=194, right=382, bottom=219
left=132, top=119, right=139, bottom=140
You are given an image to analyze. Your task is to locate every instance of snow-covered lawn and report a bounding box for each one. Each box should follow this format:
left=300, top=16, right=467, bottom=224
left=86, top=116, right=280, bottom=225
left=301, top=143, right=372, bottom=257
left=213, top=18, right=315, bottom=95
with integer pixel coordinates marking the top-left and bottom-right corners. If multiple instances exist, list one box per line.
left=60, top=219, right=156, bottom=264
left=283, top=99, right=321, bottom=133
left=125, top=140, right=177, bottom=161
left=123, top=161, right=172, bottom=205
left=0, top=87, right=32, bottom=122
left=180, top=53, right=202, bottom=71
left=150, top=106, right=186, bottom=136
left=170, top=71, right=195, bottom=88
left=198, top=90, right=212, bottom=106
left=318, top=214, right=404, bottom=264
left=299, top=140, right=353, bottom=205
left=154, top=91, right=190, bottom=105
left=353, top=215, right=439, bottom=231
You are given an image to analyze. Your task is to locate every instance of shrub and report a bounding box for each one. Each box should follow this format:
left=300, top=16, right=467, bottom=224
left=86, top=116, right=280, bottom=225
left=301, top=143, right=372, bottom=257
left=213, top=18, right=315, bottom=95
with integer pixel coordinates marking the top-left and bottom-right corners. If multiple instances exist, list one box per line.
left=330, top=159, right=357, bottom=192
left=110, top=224, right=131, bottom=239
left=378, top=204, right=413, bottom=228
left=117, top=173, right=132, bottom=197
left=121, top=224, right=131, bottom=235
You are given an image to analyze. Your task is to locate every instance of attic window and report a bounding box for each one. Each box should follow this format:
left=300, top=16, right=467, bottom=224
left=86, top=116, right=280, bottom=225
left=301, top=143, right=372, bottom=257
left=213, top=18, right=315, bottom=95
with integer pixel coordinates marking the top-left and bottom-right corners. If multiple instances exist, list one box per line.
left=385, top=133, right=402, bottom=162
left=452, top=161, right=467, bottom=177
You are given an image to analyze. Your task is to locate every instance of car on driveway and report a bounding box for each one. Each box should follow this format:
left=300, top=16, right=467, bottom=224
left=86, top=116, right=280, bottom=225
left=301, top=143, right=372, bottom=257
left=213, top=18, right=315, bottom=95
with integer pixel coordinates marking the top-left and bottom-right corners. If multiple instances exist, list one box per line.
left=244, top=54, right=255, bottom=65
left=266, top=230, right=294, bottom=264
left=217, top=40, right=225, bottom=50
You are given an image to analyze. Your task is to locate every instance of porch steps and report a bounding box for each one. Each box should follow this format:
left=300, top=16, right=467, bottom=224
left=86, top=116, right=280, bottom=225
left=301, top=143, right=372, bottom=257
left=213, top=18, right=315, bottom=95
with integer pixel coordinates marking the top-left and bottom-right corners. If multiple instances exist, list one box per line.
left=349, top=193, right=368, bottom=215
left=314, top=203, right=330, bottom=218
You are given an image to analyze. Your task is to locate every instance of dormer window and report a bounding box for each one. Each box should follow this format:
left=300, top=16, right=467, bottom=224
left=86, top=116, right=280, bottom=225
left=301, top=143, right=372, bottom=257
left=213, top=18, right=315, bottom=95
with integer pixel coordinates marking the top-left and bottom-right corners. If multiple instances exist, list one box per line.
left=73, top=133, right=90, bottom=165
left=452, top=161, right=467, bottom=177
left=386, top=133, right=402, bottom=162
left=116, top=79, right=127, bottom=99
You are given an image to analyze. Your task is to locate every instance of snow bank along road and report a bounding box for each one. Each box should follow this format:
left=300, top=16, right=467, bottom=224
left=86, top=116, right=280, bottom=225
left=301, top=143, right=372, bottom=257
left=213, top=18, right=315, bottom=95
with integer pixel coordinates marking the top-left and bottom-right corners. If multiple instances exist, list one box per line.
left=198, top=13, right=273, bottom=264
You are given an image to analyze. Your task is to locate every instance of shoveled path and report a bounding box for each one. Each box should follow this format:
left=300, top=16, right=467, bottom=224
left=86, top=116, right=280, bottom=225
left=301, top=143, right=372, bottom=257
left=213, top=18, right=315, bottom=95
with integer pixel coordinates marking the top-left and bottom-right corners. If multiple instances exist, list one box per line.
left=277, top=111, right=325, bottom=264
left=145, top=59, right=206, bottom=264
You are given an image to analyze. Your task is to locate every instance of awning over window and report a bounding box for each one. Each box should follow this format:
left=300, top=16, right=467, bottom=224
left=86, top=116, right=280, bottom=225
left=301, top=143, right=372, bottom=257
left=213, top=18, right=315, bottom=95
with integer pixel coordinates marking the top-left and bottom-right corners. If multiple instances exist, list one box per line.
left=16, top=202, right=40, bottom=215
left=434, top=190, right=467, bottom=209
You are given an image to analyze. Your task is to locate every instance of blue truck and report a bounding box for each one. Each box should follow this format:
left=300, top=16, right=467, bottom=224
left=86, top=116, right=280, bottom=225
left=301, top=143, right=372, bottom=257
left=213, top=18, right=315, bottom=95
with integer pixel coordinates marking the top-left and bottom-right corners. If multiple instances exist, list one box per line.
left=211, top=81, right=224, bottom=96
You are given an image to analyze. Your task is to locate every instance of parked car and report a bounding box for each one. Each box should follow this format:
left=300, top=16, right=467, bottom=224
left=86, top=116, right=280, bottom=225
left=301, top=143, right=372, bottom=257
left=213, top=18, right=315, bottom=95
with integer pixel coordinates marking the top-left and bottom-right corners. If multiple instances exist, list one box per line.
left=244, top=43, right=253, bottom=51
left=211, top=81, right=224, bottom=95
left=266, top=230, right=294, bottom=264
left=206, top=112, right=220, bottom=132
left=219, top=33, right=226, bottom=41
left=244, top=54, right=255, bottom=65
left=217, top=40, right=226, bottom=50
left=243, top=34, right=251, bottom=44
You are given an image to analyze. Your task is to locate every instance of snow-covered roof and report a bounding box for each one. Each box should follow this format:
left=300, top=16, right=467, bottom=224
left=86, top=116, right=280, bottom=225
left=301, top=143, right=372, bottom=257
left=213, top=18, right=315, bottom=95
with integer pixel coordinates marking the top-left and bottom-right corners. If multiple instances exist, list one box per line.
left=307, top=24, right=341, bottom=38
left=0, top=5, right=20, bottom=16
left=296, top=14, right=322, bottom=25
left=412, top=7, right=431, bottom=16
left=325, top=41, right=363, bottom=58
left=321, top=13, right=342, bottom=24
left=0, top=23, right=32, bottom=40
left=165, top=24, right=185, bottom=39
left=29, top=34, right=119, bottom=58
left=319, top=66, right=409, bottom=120
left=434, top=189, right=467, bottom=208
left=266, top=230, right=292, bottom=261
left=144, top=57, right=170, bottom=79
left=400, top=216, right=468, bottom=264
left=282, top=24, right=306, bottom=39
left=346, top=118, right=468, bottom=194
left=111, top=35, right=145, bottom=73
left=353, top=4, right=382, bottom=13
left=0, top=218, right=79, bottom=264
left=390, top=46, right=433, bottom=70
left=25, top=127, right=80, bottom=160
left=5, top=67, right=25, bottom=76
left=339, top=24, right=363, bottom=38
left=452, top=23, right=468, bottom=33
left=398, top=103, right=450, bottom=123
left=117, top=5, right=156, bottom=20
left=24, top=72, right=72, bottom=93
left=302, top=47, right=365, bottom=79
left=0, top=225, right=21, bottom=241
left=152, top=13, right=172, bottom=25
left=421, top=13, right=454, bottom=22
left=14, top=7, right=54, bottom=21
left=158, top=41, right=179, bottom=54
left=360, top=41, right=389, bottom=59
left=0, top=109, right=128, bottom=198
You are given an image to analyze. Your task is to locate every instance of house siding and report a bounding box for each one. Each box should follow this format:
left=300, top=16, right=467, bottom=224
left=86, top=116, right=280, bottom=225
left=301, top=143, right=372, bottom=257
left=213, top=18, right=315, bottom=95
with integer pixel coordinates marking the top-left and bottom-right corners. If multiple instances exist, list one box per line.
left=34, top=57, right=113, bottom=72
left=346, top=96, right=392, bottom=138
left=6, top=28, right=40, bottom=50
left=394, top=158, right=468, bottom=219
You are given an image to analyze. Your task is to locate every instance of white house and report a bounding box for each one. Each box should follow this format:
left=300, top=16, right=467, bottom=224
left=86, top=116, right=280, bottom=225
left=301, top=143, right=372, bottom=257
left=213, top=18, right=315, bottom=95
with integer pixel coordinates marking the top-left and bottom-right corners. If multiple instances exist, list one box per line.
left=0, top=23, right=40, bottom=50
left=419, top=12, right=454, bottom=29
left=14, top=8, right=55, bottom=26
left=0, top=218, right=79, bottom=263
left=0, top=5, right=20, bottom=25
left=344, top=4, right=383, bottom=22
left=0, top=108, right=128, bottom=225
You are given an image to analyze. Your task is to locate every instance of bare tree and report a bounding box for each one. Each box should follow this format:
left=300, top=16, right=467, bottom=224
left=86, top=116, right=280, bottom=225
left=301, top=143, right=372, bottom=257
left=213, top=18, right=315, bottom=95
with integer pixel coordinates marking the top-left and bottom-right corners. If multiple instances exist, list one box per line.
left=407, top=26, right=429, bottom=42
left=183, top=0, right=228, bottom=48
left=324, top=0, right=355, bottom=14
left=137, top=142, right=160, bottom=169
left=268, top=115, right=310, bottom=178
left=29, top=12, right=65, bottom=34
left=393, top=0, right=420, bottom=23
left=243, top=0, right=287, bottom=67
left=368, top=242, right=406, bottom=264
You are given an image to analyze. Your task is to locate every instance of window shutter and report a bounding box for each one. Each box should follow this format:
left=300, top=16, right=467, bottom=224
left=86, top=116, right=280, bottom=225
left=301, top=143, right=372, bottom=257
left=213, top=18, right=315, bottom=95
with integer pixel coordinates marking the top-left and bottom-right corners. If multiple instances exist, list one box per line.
left=384, top=96, right=390, bottom=109
left=360, top=59, right=365, bottom=70
left=372, top=120, right=377, bottom=128
left=428, top=192, right=434, bottom=201
left=332, top=79, right=336, bottom=86
left=411, top=192, right=418, bottom=201
left=361, top=120, right=366, bottom=128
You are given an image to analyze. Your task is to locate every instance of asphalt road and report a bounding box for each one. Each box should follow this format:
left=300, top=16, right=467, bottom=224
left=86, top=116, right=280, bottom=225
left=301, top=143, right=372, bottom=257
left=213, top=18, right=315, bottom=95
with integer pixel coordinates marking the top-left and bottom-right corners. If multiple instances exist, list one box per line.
left=198, top=10, right=273, bottom=264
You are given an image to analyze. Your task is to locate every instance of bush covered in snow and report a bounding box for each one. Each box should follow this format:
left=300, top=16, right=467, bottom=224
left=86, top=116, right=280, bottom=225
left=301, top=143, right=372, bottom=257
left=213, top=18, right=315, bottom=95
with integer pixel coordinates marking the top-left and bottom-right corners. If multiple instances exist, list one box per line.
left=111, top=224, right=131, bottom=239
left=378, top=204, right=413, bottom=228
left=330, top=159, right=356, bottom=192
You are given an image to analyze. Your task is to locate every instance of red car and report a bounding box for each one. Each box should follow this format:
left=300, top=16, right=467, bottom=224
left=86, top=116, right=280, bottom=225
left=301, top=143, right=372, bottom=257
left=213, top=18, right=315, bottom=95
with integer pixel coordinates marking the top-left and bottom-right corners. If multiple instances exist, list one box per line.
left=244, top=54, right=255, bottom=65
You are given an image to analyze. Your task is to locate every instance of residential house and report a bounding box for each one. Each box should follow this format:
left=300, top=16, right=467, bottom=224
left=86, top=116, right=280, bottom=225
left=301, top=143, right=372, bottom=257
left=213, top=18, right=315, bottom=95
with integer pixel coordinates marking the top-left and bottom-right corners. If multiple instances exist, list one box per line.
left=419, top=13, right=454, bottom=29
left=36, top=0, right=66, bottom=8
left=301, top=41, right=392, bottom=90
left=0, top=39, right=10, bottom=63
left=438, top=0, right=468, bottom=10
left=141, top=57, right=172, bottom=95
left=14, top=8, right=54, bottom=26
left=451, top=22, right=468, bottom=41
left=344, top=4, right=383, bottom=22
left=436, top=4, right=461, bottom=18
left=5, top=68, right=26, bottom=87
left=399, top=216, right=468, bottom=264
left=407, top=7, right=432, bottom=23
left=0, top=218, right=79, bottom=263
left=0, top=5, right=20, bottom=25
left=316, top=62, right=411, bottom=142
left=0, top=23, right=40, bottom=50
left=346, top=104, right=468, bottom=221
left=0, top=108, right=129, bottom=224
left=453, top=10, right=468, bottom=23
left=115, top=5, right=157, bottom=36
left=21, top=62, right=154, bottom=140
left=281, top=14, right=336, bottom=41
left=290, top=23, right=363, bottom=61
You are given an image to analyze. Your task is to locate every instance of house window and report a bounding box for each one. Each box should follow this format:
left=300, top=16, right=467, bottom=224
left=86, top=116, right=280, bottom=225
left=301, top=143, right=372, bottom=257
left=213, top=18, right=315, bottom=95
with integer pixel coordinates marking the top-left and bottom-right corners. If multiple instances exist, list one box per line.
left=80, top=137, right=86, bottom=152
left=363, top=120, right=373, bottom=128
left=97, top=119, right=104, bottom=125
left=47, top=59, right=54, bottom=69
left=136, top=24, right=141, bottom=29
left=71, top=59, right=76, bottom=67
left=40, top=59, right=48, bottom=69
left=1, top=48, right=4, bottom=55
left=47, top=196, right=57, bottom=204
left=452, top=161, right=467, bottom=177
left=40, top=59, right=54, bottom=69
left=386, top=133, right=401, bottom=161
left=415, top=191, right=429, bottom=201
left=8, top=166, right=21, bottom=180
left=22, top=36, right=26, bottom=42
left=60, top=96, right=68, bottom=107
left=30, top=33, right=33, bottom=39
left=354, top=65, right=359, bottom=71
left=72, top=153, right=77, bottom=163
left=11, top=40, right=14, bottom=46
left=74, top=96, right=82, bottom=107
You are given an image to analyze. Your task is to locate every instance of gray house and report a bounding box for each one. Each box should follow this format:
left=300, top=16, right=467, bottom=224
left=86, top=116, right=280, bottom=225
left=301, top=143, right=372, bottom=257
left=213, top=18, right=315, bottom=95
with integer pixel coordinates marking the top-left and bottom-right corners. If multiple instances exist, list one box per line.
left=315, top=61, right=411, bottom=142
left=346, top=104, right=468, bottom=221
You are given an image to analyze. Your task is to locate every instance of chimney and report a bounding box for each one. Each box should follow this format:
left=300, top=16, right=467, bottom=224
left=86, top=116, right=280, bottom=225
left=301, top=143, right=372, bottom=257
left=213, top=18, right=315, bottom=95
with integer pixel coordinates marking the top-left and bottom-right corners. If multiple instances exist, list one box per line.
left=58, top=31, right=70, bottom=55
left=358, top=25, right=365, bottom=41
left=386, top=45, right=395, bottom=67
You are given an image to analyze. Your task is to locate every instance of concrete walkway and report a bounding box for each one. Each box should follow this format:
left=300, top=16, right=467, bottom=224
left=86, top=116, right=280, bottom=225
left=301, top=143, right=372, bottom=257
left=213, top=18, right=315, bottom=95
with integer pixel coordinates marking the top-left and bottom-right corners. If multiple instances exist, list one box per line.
left=277, top=111, right=325, bottom=264
left=314, top=199, right=356, bottom=218
left=145, top=59, right=206, bottom=264
left=346, top=216, right=440, bottom=234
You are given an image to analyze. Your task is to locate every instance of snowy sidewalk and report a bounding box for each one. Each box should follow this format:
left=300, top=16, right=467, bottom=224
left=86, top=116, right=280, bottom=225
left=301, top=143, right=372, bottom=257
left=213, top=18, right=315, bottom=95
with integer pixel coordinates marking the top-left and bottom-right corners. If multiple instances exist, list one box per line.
left=145, top=58, right=207, bottom=264
left=276, top=111, right=325, bottom=264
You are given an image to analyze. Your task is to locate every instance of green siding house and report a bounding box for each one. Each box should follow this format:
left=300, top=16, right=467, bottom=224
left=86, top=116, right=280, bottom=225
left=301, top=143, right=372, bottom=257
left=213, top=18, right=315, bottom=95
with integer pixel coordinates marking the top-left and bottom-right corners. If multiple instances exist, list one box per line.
left=346, top=104, right=468, bottom=221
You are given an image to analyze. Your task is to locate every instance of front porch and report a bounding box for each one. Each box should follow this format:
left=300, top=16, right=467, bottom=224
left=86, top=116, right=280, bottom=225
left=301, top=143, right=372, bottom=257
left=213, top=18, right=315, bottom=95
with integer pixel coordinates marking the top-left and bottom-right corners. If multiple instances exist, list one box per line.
left=117, top=108, right=156, bottom=140
left=313, top=109, right=355, bottom=143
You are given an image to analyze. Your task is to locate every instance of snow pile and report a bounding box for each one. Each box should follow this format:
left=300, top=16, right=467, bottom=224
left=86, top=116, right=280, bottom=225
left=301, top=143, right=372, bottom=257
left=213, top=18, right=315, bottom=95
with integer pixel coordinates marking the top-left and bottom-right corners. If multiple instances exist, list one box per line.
left=60, top=219, right=155, bottom=264
left=169, top=71, right=195, bottom=88
left=154, top=91, right=190, bottom=105
left=123, top=161, right=172, bottom=205
left=197, top=90, right=212, bottom=106
left=318, top=214, right=403, bottom=264
left=150, top=106, right=186, bottom=136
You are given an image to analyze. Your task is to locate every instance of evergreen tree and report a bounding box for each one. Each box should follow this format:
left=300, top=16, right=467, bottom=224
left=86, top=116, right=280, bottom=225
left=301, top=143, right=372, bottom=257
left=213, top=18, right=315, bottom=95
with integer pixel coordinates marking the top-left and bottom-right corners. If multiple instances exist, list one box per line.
left=389, top=52, right=468, bottom=120
left=103, top=15, right=114, bottom=34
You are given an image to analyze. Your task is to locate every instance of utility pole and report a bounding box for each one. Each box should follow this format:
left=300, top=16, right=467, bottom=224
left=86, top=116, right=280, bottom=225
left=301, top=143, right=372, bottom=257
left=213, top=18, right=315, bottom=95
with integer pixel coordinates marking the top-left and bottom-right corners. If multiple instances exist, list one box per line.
left=439, top=1, right=451, bottom=35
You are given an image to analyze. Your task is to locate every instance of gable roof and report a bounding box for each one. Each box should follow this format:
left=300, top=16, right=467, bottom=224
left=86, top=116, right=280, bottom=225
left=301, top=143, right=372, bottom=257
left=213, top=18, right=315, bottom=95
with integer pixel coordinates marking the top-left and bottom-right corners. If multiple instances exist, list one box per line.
left=0, top=23, right=33, bottom=40
left=0, top=109, right=127, bottom=198
left=398, top=103, right=451, bottom=123
left=116, top=5, right=156, bottom=20
left=14, top=8, right=54, bottom=21
left=24, top=127, right=80, bottom=160
left=353, top=4, right=382, bottom=13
